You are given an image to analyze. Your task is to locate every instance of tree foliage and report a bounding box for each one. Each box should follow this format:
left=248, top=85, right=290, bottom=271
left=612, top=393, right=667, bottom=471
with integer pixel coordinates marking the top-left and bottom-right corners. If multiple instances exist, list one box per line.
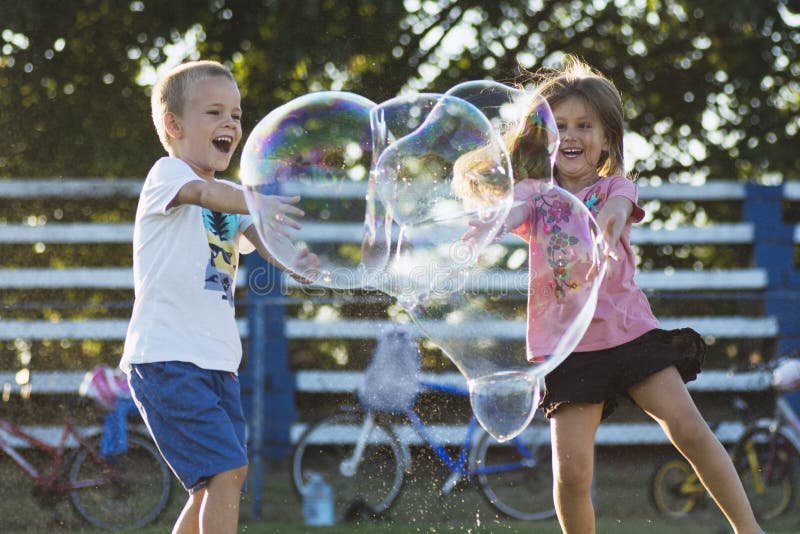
left=1, top=0, right=799, bottom=181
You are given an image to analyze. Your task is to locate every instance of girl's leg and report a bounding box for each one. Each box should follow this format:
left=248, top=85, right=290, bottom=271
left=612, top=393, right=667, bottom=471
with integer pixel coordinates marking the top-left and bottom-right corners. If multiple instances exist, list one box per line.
left=173, top=489, right=204, bottom=534
left=550, top=403, right=604, bottom=534
left=628, top=366, right=762, bottom=534
left=200, top=465, right=248, bottom=534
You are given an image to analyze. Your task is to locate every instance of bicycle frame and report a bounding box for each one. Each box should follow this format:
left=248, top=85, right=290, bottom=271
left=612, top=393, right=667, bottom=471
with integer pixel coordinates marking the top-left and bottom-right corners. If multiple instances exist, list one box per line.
left=0, top=418, right=72, bottom=486
left=0, top=417, right=109, bottom=491
left=343, top=378, right=540, bottom=494
left=405, top=379, right=539, bottom=492
left=410, top=381, right=483, bottom=475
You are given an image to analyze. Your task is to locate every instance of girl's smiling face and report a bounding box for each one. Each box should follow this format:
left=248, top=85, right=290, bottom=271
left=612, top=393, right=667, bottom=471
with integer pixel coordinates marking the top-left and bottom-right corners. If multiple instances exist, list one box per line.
left=168, top=76, right=242, bottom=180
left=552, top=96, right=610, bottom=190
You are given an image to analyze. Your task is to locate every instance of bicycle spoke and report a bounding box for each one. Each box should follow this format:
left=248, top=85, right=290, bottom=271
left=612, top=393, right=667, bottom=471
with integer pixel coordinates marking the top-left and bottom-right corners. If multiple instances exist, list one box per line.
left=68, top=434, right=172, bottom=530
left=650, top=459, right=701, bottom=517
left=292, top=411, right=404, bottom=520
left=473, top=423, right=556, bottom=521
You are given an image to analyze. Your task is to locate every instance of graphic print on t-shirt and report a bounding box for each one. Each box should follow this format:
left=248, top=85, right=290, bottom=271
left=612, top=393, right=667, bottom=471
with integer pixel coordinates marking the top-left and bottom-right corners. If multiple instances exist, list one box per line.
left=582, top=185, right=605, bottom=216
left=202, top=209, right=238, bottom=306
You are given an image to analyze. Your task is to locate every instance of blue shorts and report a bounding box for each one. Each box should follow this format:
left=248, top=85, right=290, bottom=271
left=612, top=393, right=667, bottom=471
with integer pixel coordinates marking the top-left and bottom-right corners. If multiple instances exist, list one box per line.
left=128, top=361, right=248, bottom=493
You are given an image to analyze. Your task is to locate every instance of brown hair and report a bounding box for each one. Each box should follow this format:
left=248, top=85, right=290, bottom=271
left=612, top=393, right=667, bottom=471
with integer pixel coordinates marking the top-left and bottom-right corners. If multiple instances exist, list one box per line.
left=150, top=60, right=237, bottom=151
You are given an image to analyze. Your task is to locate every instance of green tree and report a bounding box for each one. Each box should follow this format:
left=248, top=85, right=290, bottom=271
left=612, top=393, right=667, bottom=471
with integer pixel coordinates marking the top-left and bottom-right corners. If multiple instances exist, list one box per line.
left=1, top=0, right=798, bottom=182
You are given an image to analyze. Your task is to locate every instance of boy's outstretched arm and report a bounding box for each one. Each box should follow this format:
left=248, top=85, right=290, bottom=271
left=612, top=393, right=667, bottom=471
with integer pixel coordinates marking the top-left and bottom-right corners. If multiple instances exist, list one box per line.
left=169, top=179, right=252, bottom=212
left=169, top=180, right=303, bottom=230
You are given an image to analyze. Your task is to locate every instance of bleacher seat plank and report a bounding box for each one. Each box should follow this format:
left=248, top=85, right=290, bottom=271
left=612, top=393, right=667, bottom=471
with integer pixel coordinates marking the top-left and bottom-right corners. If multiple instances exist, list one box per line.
left=0, top=178, right=142, bottom=198
left=0, top=368, right=773, bottom=397
left=286, top=420, right=751, bottom=447
left=0, top=178, right=756, bottom=201
left=0, top=315, right=778, bottom=341
left=0, top=420, right=750, bottom=448
left=0, top=267, right=768, bottom=291
left=0, top=267, right=247, bottom=288
left=0, top=221, right=760, bottom=245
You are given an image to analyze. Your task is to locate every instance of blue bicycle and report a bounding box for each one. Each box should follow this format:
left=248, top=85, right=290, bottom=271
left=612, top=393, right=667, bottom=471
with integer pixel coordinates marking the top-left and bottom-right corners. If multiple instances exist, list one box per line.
left=291, top=327, right=554, bottom=522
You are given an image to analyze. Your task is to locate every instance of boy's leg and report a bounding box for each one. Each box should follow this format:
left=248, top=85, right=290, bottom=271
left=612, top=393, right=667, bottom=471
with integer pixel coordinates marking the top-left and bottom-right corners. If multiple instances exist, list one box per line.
left=201, top=465, right=248, bottom=534
left=173, top=489, right=204, bottom=534
left=172, top=465, right=246, bottom=534
left=550, top=402, right=603, bottom=534
left=628, top=366, right=762, bottom=534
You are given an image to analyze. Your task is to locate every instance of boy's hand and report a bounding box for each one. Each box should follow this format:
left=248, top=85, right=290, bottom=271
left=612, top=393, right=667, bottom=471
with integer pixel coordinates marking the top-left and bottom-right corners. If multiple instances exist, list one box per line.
left=289, top=248, right=321, bottom=285
left=259, top=194, right=305, bottom=239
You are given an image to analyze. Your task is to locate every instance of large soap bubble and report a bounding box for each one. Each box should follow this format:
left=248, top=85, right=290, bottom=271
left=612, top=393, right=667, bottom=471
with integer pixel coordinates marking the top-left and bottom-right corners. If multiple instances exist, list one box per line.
left=407, top=181, right=608, bottom=441
left=369, top=93, right=513, bottom=305
left=240, top=91, right=386, bottom=289
left=240, top=83, right=607, bottom=442
left=445, top=80, right=559, bottom=184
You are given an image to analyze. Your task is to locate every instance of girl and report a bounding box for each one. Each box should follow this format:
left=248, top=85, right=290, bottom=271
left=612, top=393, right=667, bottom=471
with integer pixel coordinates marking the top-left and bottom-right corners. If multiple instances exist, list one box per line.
left=496, top=57, right=762, bottom=534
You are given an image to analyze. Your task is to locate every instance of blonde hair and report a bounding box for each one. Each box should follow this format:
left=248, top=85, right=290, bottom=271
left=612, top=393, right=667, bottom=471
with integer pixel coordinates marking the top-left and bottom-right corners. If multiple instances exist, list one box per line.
left=150, top=60, right=237, bottom=151
left=531, top=56, right=625, bottom=179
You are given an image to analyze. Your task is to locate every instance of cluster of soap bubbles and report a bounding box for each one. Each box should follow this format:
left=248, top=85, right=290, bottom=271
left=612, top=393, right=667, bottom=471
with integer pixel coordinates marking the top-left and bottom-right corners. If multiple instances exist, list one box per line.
left=240, top=82, right=608, bottom=441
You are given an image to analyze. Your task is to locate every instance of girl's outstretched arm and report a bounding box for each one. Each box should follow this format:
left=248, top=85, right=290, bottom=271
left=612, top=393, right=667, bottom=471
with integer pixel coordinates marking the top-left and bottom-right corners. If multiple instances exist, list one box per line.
left=594, top=196, right=633, bottom=260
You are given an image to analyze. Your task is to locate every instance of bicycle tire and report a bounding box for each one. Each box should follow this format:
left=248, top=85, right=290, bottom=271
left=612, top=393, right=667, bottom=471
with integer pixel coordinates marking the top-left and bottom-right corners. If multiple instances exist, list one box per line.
left=292, top=409, right=405, bottom=520
left=472, top=418, right=556, bottom=521
left=649, top=458, right=702, bottom=517
left=732, top=425, right=795, bottom=521
left=68, top=432, right=173, bottom=530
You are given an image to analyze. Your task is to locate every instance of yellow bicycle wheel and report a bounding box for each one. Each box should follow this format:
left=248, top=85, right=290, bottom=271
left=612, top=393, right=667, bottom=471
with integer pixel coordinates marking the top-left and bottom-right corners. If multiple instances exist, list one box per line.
left=650, top=458, right=703, bottom=517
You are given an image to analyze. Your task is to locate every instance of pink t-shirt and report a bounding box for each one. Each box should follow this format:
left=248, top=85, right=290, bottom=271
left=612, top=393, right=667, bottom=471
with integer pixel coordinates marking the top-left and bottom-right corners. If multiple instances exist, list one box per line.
left=512, top=176, right=658, bottom=358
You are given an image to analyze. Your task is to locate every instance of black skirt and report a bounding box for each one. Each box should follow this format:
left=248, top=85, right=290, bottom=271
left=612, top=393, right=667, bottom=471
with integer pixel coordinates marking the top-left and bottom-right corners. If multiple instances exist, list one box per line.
left=539, top=328, right=706, bottom=420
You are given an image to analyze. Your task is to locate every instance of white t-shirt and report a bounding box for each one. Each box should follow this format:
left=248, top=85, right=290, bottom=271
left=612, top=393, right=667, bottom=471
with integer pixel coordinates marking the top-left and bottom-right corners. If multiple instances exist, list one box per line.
left=120, top=157, right=255, bottom=374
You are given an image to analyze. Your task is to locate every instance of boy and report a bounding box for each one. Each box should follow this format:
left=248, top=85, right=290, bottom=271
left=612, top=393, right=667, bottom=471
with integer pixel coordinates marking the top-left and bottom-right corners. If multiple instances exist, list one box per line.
left=121, top=60, right=318, bottom=534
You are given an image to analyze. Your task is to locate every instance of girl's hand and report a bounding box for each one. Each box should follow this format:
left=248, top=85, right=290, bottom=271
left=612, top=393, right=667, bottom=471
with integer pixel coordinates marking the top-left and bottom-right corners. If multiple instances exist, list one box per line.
left=462, top=202, right=529, bottom=245
left=462, top=216, right=495, bottom=245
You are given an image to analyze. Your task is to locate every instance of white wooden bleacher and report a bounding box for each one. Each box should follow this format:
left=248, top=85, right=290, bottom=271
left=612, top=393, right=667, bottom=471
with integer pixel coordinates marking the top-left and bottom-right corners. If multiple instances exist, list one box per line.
left=0, top=178, right=786, bottom=447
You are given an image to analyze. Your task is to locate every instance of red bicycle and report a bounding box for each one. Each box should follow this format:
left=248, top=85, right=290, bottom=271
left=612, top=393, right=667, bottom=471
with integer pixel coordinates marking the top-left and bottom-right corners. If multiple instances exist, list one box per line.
left=0, top=398, right=172, bottom=530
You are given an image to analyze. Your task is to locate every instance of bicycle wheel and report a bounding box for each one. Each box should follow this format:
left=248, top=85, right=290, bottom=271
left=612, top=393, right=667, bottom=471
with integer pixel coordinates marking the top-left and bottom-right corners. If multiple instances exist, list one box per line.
left=292, top=409, right=404, bottom=520
left=733, top=426, right=795, bottom=521
left=649, top=458, right=703, bottom=517
left=472, top=418, right=555, bottom=520
left=68, top=432, right=173, bottom=530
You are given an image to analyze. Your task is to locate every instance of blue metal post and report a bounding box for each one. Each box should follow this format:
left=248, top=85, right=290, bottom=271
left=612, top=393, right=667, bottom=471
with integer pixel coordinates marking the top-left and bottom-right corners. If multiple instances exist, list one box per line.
left=743, top=184, right=800, bottom=354
left=241, top=253, right=295, bottom=519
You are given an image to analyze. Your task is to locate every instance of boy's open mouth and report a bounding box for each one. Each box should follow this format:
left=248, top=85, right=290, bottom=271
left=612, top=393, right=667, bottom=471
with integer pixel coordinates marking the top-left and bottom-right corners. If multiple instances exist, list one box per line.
left=212, top=135, right=233, bottom=153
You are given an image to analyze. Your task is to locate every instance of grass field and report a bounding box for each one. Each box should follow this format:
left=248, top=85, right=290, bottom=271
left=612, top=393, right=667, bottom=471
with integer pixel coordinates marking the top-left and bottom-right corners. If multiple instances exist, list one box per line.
left=1, top=448, right=797, bottom=533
